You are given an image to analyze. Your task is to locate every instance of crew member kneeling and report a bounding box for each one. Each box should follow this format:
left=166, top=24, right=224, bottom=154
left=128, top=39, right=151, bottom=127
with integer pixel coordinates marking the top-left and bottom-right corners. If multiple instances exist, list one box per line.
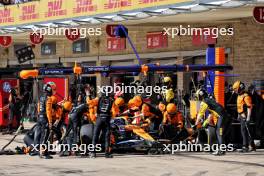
left=160, top=103, right=184, bottom=141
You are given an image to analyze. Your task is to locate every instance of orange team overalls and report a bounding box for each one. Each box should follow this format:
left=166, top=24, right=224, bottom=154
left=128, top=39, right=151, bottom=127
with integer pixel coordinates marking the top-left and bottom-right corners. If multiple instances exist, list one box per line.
left=237, top=92, right=253, bottom=116
left=37, top=96, right=53, bottom=126
left=140, top=103, right=157, bottom=128
left=50, top=95, right=62, bottom=124
left=124, top=103, right=155, bottom=142
left=158, top=102, right=166, bottom=115
left=162, top=111, right=184, bottom=129
left=53, top=105, right=67, bottom=124
left=127, top=95, right=157, bottom=127
left=112, top=97, right=126, bottom=119
left=112, top=103, right=120, bottom=118
left=124, top=96, right=140, bottom=123
left=86, top=97, right=99, bottom=124
left=44, top=98, right=53, bottom=136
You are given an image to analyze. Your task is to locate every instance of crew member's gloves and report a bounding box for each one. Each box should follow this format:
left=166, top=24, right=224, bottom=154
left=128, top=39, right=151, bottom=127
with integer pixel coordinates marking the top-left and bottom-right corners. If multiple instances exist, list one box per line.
left=177, top=124, right=183, bottom=129
left=241, top=113, right=246, bottom=119
left=49, top=123, right=53, bottom=130
left=193, top=122, right=202, bottom=130
left=202, top=119, right=209, bottom=128
left=246, top=116, right=251, bottom=123
left=159, top=124, right=164, bottom=131
left=53, top=120, right=59, bottom=127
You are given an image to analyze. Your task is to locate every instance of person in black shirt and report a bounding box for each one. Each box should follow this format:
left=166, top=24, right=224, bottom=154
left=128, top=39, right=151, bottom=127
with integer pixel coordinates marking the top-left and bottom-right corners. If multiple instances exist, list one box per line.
left=90, top=91, right=114, bottom=158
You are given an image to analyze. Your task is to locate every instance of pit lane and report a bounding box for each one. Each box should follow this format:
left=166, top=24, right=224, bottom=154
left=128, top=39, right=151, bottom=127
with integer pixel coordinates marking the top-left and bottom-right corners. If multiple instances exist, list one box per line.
left=0, top=123, right=263, bottom=176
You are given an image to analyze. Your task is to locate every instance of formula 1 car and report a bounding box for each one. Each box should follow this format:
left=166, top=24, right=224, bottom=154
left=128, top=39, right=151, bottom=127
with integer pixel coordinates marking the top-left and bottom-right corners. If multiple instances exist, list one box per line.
left=80, top=117, right=163, bottom=154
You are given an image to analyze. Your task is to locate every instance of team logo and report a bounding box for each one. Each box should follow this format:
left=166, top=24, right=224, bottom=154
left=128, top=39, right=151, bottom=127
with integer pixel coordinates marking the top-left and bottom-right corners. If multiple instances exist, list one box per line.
left=253, top=7, right=264, bottom=24
left=2, top=82, right=11, bottom=93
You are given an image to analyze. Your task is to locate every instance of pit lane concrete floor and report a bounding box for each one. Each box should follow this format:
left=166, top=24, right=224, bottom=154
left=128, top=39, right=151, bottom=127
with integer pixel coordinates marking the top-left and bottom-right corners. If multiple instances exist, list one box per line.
left=0, top=123, right=264, bottom=176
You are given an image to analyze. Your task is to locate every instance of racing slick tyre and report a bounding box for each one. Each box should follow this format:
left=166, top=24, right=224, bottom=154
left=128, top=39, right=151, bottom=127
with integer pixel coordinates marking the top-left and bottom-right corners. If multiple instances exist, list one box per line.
left=23, top=124, right=38, bottom=147
left=80, top=124, right=94, bottom=145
